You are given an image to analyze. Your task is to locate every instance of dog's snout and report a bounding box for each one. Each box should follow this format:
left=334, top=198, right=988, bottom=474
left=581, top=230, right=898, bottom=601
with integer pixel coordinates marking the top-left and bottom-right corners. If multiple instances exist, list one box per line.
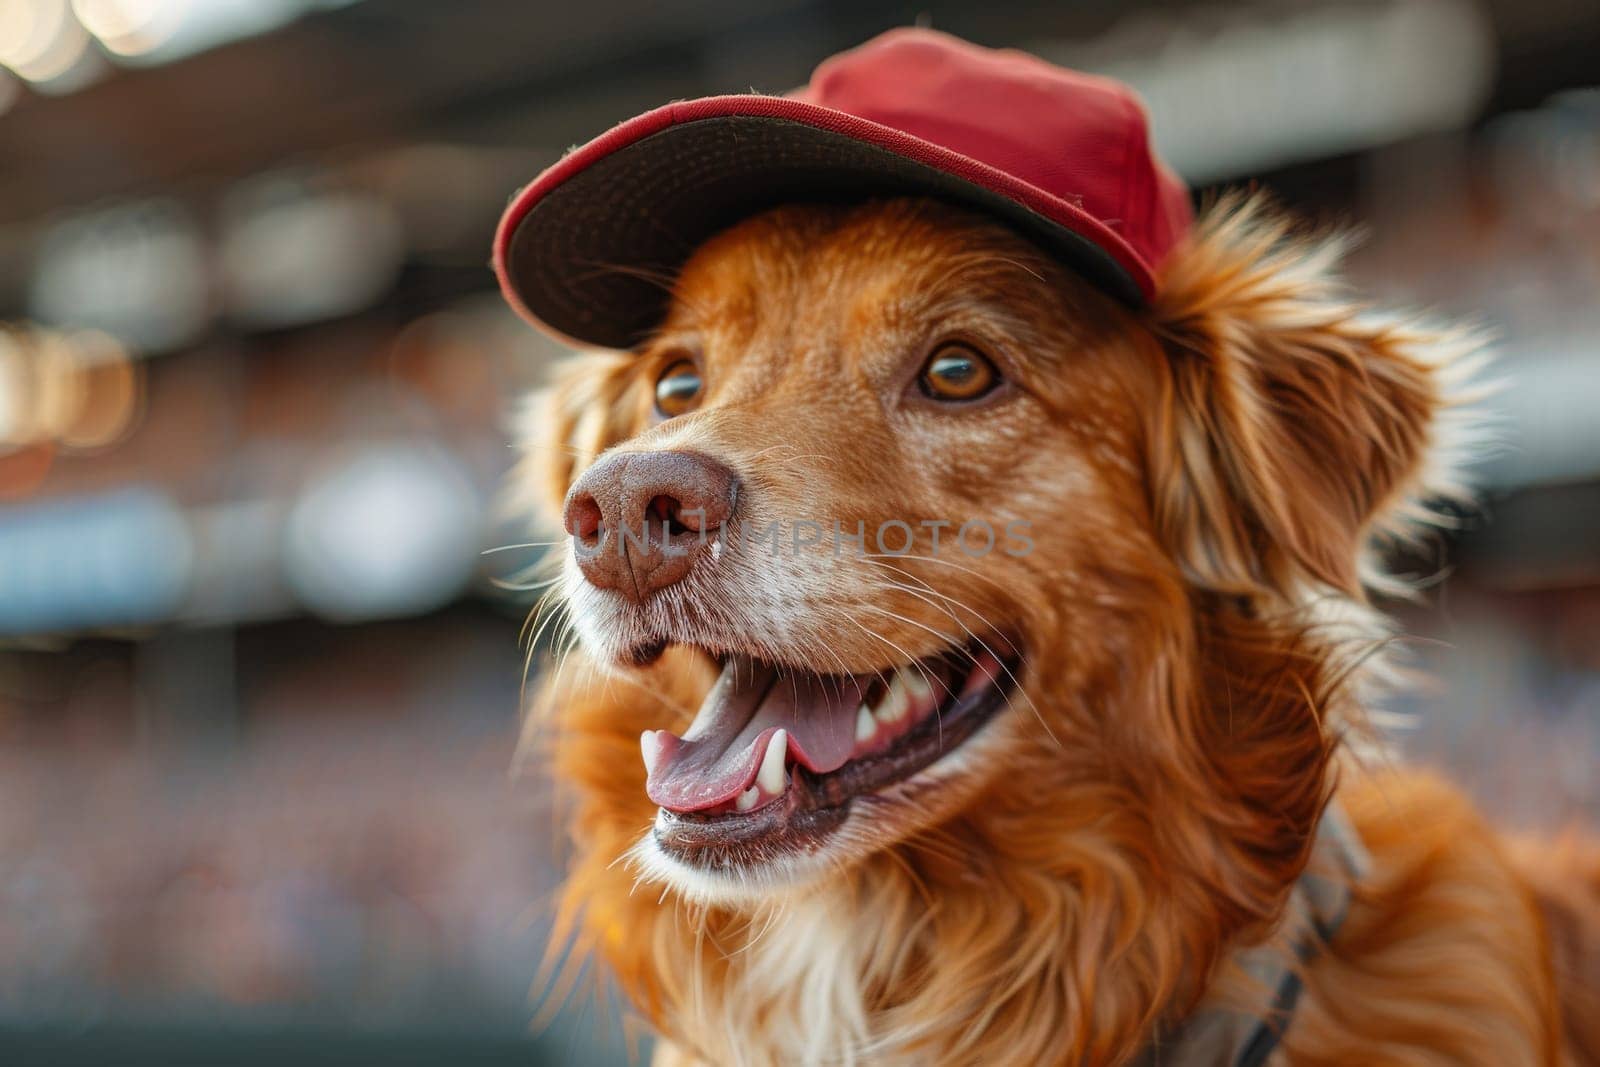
left=563, top=450, right=739, bottom=602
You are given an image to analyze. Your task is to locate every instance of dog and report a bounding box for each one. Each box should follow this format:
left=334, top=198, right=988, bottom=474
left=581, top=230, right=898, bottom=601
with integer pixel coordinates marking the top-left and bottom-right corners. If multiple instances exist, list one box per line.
left=494, top=28, right=1599, bottom=1067
left=508, top=193, right=1599, bottom=1065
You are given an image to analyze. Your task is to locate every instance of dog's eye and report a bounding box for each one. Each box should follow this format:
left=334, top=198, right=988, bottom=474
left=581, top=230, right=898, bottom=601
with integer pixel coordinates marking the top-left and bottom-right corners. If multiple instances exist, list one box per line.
left=918, top=344, right=999, bottom=402
left=654, top=359, right=703, bottom=418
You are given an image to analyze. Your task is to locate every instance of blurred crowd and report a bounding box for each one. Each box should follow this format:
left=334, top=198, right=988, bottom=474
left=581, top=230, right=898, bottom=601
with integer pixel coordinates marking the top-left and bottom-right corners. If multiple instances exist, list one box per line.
left=0, top=609, right=559, bottom=1028
left=0, top=729, right=542, bottom=1024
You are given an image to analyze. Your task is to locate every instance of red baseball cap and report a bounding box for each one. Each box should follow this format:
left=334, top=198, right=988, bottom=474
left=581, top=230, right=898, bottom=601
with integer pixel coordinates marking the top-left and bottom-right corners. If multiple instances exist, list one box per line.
left=494, top=28, right=1192, bottom=350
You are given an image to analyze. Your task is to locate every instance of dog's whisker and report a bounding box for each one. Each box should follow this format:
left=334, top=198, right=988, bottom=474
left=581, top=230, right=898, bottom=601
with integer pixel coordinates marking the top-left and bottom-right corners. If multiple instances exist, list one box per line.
left=853, top=597, right=1054, bottom=753
left=858, top=550, right=1020, bottom=597
left=525, top=590, right=569, bottom=655
left=482, top=540, right=567, bottom=554
left=491, top=573, right=566, bottom=593
left=854, top=560, right=1056, bottom=748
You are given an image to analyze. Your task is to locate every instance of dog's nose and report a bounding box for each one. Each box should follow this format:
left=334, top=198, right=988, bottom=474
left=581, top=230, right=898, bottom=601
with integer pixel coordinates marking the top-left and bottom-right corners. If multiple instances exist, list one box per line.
left=563, top=450, right=739, bottom=601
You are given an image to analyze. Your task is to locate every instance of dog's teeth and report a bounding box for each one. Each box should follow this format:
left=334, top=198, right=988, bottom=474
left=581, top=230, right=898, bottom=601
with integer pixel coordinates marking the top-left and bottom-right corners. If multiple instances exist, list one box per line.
left=900, top=667, right=934, bottom=712
left=874, top=674, right=910, bottom=724
left=758, top=728, right=788, bottom=794
left=854, top=703, right=877, bottom=743
left=735, top=786, right=760, bottom=812
left=640, top=730, right=662, bottom=776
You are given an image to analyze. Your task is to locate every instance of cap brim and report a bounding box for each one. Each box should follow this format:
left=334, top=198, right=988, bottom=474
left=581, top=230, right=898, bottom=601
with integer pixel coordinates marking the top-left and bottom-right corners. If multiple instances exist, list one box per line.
left=494, top=95, right=1154, bottom=351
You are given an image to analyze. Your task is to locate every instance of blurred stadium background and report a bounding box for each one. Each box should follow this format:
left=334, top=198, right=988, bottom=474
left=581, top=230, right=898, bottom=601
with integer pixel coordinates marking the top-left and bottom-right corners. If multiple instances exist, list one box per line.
left=0, top=0, right=1597, bottom=1062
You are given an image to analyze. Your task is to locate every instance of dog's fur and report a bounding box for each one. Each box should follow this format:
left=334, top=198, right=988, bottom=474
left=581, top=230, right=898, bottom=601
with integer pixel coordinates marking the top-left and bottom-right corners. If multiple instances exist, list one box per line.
left=511, top=195, right=1600, bottom=1065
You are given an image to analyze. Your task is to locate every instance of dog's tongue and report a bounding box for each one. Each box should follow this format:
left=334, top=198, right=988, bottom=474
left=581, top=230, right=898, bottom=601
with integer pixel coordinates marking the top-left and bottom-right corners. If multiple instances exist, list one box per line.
left=645, top=656, right=866, bottom=813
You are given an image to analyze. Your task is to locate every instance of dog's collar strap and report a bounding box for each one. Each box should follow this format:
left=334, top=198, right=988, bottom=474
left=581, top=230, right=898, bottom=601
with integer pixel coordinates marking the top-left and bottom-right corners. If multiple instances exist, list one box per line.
left=1130, top=802, right=1370, bottom=1067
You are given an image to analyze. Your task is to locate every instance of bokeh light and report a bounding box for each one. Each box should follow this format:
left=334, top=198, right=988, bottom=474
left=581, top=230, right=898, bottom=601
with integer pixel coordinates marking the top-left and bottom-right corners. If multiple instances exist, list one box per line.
left=0, top=324, right=144, bottom=454
left=284, top=443, right=482, bottom=622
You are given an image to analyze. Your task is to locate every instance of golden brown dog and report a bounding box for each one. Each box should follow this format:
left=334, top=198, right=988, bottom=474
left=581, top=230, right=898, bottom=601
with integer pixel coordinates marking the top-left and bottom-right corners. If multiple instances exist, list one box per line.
left=511, top=194, right=1600, bottom=1065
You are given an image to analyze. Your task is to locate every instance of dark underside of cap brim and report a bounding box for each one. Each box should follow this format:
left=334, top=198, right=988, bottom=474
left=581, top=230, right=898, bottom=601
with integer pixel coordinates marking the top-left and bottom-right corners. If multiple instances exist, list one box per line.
left=503, top=115, right=1144, bottom=351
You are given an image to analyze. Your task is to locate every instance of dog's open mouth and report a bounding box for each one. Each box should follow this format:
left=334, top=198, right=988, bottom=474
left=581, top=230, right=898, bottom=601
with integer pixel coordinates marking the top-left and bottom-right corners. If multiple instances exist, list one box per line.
left=643, top=639, right=1021, bottom=865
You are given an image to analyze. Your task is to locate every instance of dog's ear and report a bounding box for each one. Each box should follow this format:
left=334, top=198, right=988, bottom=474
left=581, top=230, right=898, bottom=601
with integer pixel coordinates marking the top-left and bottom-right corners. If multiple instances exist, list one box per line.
left=509, top=352, right=652, bottom=525
left=1146, top=197, right=1481, bottom=601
